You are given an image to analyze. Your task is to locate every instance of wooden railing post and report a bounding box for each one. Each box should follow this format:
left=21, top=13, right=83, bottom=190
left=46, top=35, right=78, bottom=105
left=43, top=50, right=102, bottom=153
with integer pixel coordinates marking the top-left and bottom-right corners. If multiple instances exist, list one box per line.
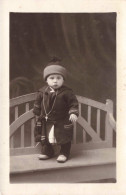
left=105, top=99, right=114, bottom=147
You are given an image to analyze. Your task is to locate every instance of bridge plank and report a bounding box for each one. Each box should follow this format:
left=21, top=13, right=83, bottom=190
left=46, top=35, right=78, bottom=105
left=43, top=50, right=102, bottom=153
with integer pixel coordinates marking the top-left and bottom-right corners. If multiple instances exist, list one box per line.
left=15, top=106, right=18, bottom=119
left=10, top=140, right=111, bottom=156
left=10, top=137, right=14, bottom=148
left=10, top=148, right=116, bottom=174
left=21, top=125, right=25, bottom=147
left=88, top=106, right=91, bottom=125
left=109, top=113, right=116, bottom=131
left=10, top=93, right=36, bottom=107
left=10, top=109, right=34, bottom=137
left=25, top=103, right=29, bottom=112
left=10, top=163, right=116, bottom=183
left=10, top=94, right=107, bottom=112
left=77, top=96, right=107, bottom=111
left=105, top=99, right=114, bottom=147
left=78, top=116, right=101, bottom=142
left=73, top=122, right=76, bottom=144
left=83, top=130, right=86, bottom=142
left=31, top=119, right=35, bottom=146
left=97, top=109, right=100, bottom=136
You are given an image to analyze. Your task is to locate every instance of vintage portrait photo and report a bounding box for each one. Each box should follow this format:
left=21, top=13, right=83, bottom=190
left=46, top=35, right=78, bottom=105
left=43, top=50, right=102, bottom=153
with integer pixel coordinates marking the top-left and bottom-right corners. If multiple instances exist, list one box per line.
left=1, top=0, right=126, bottom=194
left=9, top=12, right=116, bottom=183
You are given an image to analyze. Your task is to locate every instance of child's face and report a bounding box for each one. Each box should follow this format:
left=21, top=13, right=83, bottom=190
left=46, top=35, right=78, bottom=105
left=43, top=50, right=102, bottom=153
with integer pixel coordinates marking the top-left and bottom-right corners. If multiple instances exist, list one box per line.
left=46, top=74, right=64, bottom=89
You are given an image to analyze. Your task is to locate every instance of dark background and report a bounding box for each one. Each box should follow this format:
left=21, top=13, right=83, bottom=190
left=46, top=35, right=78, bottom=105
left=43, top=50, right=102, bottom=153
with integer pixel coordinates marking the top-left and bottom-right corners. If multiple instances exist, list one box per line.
left=10, top=13, right=116, bottom=114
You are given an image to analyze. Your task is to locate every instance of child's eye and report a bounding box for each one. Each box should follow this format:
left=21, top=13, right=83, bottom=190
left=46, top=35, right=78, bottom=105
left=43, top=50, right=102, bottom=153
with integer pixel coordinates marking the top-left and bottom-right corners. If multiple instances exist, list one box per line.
left=50, top=77, right=54, bottom=79
left=57, top=76, right=61, bottom=79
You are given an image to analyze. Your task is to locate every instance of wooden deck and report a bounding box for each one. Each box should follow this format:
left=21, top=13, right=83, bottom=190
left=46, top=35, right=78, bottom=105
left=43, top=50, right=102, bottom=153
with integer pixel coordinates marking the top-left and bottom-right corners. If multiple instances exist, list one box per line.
left=10, top=148, right=116, bottom=183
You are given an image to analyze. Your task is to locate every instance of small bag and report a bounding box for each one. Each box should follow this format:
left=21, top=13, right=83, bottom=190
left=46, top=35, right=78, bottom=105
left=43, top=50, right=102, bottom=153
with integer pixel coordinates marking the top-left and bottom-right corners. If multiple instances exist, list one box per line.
left=34, top=120, right=42, bottom=142
left=34, top=118, right=48, bottom=145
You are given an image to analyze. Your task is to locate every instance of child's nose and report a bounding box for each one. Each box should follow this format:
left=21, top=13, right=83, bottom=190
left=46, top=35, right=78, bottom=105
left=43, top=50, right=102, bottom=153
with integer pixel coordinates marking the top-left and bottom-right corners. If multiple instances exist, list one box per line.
left=53, top=78, right=57, bottom=82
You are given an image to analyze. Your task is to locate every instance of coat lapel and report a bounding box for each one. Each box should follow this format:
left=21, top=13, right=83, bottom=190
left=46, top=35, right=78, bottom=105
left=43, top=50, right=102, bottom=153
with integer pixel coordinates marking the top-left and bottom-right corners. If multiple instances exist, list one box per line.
left=57, top=85, right=69, bottom=95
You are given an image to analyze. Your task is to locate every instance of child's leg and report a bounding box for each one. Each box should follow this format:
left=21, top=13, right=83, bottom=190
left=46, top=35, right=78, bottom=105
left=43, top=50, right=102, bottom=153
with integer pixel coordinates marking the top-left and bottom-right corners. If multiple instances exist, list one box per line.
left=39, top=143, right=54, bottom=160
left=60, top=142, right=71, bottom=157
left=57, top=142, right=71, bottom=163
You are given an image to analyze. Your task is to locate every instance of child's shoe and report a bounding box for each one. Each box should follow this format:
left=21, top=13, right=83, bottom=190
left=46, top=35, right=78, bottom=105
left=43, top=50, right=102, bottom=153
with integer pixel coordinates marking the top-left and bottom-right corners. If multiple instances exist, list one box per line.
left=57, top=154, right=67, bottom=163
left=38, top=154, right=50, bottom=160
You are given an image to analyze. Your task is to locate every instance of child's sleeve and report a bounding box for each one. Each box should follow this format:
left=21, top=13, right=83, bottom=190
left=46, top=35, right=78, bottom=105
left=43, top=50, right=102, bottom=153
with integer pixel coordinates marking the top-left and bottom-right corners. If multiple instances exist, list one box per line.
left=65, top=90, right=79, bottom=117
left=33, top=91, right=42, bottom=116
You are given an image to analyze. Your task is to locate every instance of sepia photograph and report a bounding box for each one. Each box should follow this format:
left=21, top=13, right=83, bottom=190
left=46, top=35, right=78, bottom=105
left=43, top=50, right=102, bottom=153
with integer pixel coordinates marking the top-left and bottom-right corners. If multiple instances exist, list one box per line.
left=1, top=0, right=126, bottom=194
left=9, top=12, right=116, bottom=183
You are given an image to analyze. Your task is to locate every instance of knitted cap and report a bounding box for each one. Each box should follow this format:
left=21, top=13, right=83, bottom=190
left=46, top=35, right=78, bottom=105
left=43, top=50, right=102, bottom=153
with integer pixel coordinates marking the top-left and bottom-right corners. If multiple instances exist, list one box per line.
left=43, top=57, right=67, bottom=80
left=43, top=65, right=67, bottom=80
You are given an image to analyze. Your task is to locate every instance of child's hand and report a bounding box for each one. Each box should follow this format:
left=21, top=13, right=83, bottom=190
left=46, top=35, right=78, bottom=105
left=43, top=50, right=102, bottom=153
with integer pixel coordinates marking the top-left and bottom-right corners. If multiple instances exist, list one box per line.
left=69, top=114, right=78, bottom=123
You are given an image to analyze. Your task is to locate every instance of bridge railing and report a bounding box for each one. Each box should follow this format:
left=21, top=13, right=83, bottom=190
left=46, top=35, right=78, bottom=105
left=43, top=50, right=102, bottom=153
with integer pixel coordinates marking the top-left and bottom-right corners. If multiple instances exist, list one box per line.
left=10, top=93, right=116, bottom=156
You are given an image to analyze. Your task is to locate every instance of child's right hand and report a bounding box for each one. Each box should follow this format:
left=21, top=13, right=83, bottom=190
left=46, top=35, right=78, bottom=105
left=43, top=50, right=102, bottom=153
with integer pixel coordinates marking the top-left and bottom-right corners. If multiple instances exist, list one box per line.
left=69, top=114, right=78, bottom=123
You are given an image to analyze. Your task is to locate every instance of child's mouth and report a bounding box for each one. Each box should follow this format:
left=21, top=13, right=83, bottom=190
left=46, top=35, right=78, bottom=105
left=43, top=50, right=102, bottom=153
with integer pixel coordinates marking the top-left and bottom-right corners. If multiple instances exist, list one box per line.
left=52, top=85, right=57, bottom=88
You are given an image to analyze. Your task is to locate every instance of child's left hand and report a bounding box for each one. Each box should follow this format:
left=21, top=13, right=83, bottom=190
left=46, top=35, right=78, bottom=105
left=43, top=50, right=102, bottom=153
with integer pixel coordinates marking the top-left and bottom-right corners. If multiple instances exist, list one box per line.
left=69, top=114, right=78, bottom=123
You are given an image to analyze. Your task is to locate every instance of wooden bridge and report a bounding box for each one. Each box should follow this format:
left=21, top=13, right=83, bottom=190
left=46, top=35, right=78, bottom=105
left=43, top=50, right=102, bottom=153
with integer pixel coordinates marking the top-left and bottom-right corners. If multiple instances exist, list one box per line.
left=10, top=93, right=116, bottom=183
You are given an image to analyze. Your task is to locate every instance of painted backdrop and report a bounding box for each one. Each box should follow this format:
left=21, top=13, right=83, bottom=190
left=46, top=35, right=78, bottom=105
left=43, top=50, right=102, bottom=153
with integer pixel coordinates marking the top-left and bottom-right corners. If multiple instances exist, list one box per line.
left=10, top=13, right=116, bottom=113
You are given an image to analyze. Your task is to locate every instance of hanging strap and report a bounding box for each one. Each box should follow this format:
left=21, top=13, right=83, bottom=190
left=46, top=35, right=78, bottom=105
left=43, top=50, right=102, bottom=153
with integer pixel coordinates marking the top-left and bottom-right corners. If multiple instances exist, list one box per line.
left=40, top=118, right=48, bottom=145
left=43, top=87, right=58, bottom=121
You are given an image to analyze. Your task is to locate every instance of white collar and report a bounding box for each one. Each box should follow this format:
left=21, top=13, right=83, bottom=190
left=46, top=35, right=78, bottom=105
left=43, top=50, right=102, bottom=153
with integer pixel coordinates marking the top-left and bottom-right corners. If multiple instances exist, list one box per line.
left=49, top=87, right=55, bottom=93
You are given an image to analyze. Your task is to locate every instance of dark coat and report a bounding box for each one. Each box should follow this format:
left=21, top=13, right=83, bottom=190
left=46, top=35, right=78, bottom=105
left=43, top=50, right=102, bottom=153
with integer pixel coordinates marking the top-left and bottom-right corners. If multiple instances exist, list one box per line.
left=33, top=85, right=79, bottom=144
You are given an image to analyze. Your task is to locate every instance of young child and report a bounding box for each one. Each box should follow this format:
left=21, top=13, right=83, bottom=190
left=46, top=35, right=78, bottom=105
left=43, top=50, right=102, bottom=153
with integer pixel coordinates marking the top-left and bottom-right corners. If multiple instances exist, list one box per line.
left=33, top=57, right=79, bottom=163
